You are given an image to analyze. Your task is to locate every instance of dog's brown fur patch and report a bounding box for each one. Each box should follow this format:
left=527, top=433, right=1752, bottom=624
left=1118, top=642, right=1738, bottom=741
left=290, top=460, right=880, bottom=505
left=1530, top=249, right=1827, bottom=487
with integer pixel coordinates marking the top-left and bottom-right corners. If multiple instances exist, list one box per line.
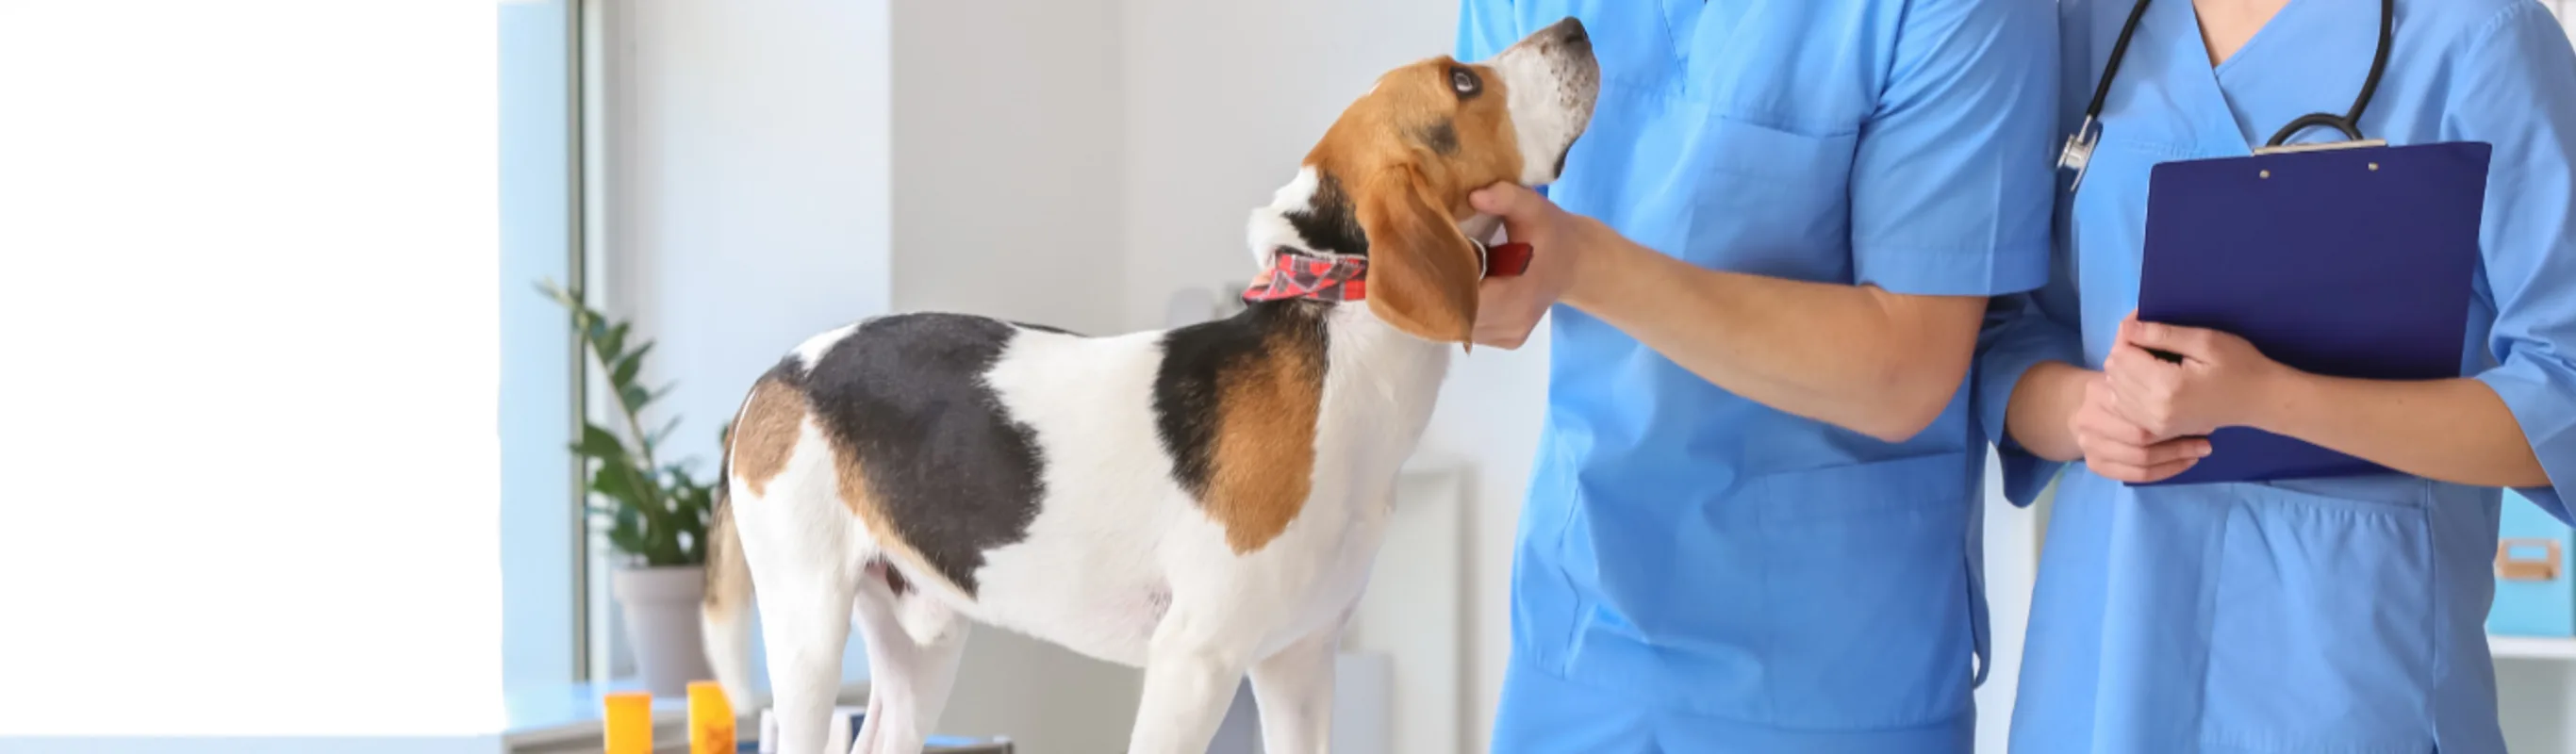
left=702, top=487, right=748, bottom=611
left=1204, top=319, right=1329, bottom=554
left=730, top=377, right=806, bottom=497
left=829, top=443, right=953, bottom=595
left=1307, top=57, right=1524, bottom=212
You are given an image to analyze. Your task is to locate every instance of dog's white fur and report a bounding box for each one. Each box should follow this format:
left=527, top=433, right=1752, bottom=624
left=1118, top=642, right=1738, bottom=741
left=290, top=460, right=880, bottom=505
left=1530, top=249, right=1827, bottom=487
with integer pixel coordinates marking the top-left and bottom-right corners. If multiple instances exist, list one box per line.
left=706, top=22, right=1596, bottom=754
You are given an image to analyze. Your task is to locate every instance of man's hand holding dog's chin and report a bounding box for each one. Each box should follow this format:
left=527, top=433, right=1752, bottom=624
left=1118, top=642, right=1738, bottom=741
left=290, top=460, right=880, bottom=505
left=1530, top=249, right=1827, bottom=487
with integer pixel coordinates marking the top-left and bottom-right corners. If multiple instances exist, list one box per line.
left=1468, top=182, right=1617, bottom=350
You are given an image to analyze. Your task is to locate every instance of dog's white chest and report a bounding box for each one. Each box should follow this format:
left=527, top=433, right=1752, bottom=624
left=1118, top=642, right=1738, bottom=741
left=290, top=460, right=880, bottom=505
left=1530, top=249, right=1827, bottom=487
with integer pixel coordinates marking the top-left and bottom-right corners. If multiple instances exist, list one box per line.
left=1276, top=489, right=1400, bottom=646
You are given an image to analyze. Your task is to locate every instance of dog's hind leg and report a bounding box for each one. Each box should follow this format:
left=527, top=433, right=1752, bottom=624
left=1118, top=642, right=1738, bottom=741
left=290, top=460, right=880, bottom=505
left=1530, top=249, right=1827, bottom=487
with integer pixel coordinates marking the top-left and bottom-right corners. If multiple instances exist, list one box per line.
left=1247, top=622, right=1342, bottom=754
left=847, top=565, right=967, bottom=754
left=749, top=568, right=856, bottom=754
left=739, top=499, right=863, bottom=754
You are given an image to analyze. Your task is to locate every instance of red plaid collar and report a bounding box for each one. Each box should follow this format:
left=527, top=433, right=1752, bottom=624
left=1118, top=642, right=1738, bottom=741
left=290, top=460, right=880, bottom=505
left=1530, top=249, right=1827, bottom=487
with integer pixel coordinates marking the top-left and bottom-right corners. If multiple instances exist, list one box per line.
left=1240, top=241, right=1531, bottom=303
left=1244, top=250, right=1369, bottom=303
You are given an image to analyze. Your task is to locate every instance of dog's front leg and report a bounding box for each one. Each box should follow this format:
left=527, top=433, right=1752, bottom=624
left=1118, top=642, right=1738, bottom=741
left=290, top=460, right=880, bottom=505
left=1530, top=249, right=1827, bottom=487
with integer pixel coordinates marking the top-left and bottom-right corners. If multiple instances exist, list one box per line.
left=1124, top=614, right=1260, bottom=754
left=1247, top=624, right=1341, bottom=754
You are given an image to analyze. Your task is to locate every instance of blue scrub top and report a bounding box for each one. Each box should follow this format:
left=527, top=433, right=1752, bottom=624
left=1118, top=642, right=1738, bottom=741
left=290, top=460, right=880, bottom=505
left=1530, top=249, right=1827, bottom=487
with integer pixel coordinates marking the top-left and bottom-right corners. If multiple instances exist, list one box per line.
left=1458, top=1, right=2057, bottom=749
left=1977, top=1, right=2576, bottom=751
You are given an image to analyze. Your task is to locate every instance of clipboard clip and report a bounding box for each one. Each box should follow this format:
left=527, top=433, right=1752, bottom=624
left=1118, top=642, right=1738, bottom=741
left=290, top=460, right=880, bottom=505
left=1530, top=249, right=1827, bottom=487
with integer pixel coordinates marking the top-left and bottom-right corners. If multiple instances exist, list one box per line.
left=2252, top=139, right=2387, bottom=156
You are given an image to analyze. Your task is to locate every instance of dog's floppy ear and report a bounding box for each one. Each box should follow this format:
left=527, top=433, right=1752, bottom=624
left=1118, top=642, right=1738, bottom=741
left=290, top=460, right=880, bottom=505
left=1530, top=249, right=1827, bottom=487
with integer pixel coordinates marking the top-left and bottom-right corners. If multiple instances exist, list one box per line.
left=1358, top=167, right=1480, bottom=345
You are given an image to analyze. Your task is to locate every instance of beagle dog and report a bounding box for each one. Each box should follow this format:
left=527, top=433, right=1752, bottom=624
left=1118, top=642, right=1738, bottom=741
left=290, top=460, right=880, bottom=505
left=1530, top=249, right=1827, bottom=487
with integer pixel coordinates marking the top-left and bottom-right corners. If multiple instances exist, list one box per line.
left=701, top=19, right=1595, bottom=754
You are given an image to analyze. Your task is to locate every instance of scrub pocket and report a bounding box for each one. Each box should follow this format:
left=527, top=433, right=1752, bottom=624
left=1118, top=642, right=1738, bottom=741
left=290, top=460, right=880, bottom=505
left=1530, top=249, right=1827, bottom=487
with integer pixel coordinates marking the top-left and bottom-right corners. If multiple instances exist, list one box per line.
left=1744, top=451, right=1976, bottom=730
left=2199, top=484, right=2437, bottom=753
left=1683, top=116, right=1858, bottom=281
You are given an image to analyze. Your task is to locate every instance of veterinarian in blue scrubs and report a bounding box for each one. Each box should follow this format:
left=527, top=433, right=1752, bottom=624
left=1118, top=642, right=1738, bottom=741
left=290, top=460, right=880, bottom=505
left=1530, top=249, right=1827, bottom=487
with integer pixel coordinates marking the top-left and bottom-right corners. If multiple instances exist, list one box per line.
left=1977, top=0, right=2576, bottom=750
left=1457, top=1, right=2056, bottom=750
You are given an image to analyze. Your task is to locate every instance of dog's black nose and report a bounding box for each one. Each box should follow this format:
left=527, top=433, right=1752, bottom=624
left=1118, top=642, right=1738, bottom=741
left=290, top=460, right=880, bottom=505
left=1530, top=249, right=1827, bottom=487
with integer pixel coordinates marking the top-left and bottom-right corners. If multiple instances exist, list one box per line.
left=1559, top=19, right=1588, bottom=47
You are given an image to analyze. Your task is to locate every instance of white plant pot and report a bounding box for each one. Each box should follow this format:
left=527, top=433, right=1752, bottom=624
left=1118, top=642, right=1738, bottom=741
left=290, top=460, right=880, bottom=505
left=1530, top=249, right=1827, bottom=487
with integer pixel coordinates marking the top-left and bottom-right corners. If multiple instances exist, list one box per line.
left=612, top=565, right=716, bottom=697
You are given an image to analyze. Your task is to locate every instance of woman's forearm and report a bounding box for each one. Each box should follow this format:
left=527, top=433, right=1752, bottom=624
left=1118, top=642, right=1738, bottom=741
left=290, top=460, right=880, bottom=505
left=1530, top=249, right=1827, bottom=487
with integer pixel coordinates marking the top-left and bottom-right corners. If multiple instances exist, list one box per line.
left=2004, top=361, right=2090, bottom=463
left=2250, top=371, right=2550, bottom=488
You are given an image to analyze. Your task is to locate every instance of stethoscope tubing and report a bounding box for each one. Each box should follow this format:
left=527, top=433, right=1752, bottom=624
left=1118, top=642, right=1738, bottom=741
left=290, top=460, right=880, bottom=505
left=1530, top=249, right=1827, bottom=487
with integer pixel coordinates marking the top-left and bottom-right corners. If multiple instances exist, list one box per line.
left=2265, top=0, right=2394, bottom=146
left=2062, top=0, right=2395, bottom=190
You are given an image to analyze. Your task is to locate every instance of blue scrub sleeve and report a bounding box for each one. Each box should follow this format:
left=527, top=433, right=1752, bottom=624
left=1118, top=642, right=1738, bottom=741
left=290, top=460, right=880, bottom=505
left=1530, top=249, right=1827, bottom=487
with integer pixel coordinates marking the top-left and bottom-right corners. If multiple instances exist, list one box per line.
left=1455, top=0, right=1517, bottom=62
left=2455, top=4, right=2576, bottom=527
left=1847, top=0, right=2056, bottom=297
left=1973, top=243, right=2086, bottom=507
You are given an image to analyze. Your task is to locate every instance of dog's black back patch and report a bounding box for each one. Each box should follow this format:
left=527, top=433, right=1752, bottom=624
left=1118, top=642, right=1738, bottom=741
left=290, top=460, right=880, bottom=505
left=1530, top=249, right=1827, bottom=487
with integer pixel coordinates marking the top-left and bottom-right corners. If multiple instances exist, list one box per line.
left=1150, top=300, right=1331, bottom=500
left=799, top=313, right=1046, bottom=596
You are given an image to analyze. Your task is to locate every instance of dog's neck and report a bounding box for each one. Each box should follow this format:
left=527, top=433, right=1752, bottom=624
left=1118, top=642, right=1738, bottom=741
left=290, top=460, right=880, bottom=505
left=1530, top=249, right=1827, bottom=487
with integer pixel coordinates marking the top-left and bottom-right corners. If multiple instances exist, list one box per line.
left=1245, top=167, right=1502, bottom=266
left=1238, top=173, right=1461, bottom=434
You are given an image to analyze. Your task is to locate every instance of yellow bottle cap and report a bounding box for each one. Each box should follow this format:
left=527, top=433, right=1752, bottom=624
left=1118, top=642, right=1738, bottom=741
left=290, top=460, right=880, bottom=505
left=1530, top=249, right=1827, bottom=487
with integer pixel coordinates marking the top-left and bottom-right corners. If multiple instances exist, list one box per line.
left=688, top=681, right=736, bottom=754
left=603, top=691, right=653, bottom=754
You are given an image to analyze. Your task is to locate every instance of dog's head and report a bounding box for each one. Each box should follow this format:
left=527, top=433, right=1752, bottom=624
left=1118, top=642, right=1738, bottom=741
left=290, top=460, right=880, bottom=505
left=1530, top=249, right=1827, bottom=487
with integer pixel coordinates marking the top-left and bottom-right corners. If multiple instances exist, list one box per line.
left=1252, top=17, right=1597, bottom=344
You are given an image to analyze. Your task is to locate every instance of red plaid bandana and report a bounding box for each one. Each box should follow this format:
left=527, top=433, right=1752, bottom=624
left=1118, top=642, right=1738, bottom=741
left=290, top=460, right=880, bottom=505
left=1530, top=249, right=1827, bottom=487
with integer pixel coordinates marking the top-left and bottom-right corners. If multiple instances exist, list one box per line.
left=1240, top=241, right=1532, bottom=303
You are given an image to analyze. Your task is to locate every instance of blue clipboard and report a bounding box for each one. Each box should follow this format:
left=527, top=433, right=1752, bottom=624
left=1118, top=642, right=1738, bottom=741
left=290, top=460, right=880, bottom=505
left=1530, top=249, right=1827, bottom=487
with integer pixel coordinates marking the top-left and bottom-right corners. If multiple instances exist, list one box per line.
left=2131, top=139, right=2492, bottom=485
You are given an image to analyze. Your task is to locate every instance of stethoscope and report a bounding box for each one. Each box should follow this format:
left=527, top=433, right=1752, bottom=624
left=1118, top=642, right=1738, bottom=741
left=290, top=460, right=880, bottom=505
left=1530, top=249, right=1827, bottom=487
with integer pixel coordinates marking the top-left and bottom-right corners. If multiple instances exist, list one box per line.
left=2057, top=0, right=2396, bottom=193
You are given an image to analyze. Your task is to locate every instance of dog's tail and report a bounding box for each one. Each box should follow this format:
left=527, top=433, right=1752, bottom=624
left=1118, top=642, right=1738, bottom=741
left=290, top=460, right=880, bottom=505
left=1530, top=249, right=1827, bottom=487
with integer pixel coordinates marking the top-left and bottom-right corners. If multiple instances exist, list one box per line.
left=702, top=454, right=760, bottom=713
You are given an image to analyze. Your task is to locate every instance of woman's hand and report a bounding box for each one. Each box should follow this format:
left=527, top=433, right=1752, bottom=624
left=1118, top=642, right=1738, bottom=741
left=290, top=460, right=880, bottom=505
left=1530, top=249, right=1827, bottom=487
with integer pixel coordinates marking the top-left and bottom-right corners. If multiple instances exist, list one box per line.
left=2100, top=313, right=2294, bottom=438
left=1465, top=183, right=1614, bottom=350
left=2070, top=369, right=2212, bottom=483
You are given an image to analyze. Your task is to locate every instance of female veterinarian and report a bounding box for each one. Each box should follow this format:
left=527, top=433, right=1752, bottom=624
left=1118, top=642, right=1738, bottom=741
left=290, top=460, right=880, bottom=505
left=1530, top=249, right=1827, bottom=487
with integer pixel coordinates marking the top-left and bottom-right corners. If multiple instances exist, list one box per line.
left=1973, top=0, right=2576, bottom=751
left=1457, top=1, right=2056, bottom=750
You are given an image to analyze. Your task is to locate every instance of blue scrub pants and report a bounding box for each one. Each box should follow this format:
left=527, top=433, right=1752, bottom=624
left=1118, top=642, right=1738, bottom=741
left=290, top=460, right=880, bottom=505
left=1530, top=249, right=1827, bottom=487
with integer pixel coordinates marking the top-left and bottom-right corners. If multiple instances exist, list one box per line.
left=1492, top=660, right=1976, bottom=753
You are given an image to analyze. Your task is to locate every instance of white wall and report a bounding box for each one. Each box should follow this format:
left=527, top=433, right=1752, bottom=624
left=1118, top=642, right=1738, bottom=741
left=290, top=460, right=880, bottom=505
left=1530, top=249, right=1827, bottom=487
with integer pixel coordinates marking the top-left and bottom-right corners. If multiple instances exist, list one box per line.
left=609, top=0, right=894, bottom=464
left=2555, top=1, right=2576, bottom=47
left=893, top=0, right=1130, bottom=336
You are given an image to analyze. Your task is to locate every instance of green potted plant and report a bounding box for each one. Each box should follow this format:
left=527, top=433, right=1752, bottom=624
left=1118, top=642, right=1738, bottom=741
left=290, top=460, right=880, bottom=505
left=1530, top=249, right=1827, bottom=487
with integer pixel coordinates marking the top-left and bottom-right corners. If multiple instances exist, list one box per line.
left=542, top=280, right=721, bottom=697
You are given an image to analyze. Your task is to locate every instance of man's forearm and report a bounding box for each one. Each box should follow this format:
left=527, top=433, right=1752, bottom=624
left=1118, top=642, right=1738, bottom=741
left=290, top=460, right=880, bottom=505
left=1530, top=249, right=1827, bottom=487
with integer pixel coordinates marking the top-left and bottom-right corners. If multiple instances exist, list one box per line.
left=1561, top=236, right=1985, bottom=442
left=2251, top=372, right=2550, bottom=488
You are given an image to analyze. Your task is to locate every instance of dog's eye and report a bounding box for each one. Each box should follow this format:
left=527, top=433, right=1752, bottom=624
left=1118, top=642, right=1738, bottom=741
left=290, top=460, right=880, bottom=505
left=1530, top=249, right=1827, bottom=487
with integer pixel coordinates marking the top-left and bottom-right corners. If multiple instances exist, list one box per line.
left=1449, top=67, right=1481, bottom=98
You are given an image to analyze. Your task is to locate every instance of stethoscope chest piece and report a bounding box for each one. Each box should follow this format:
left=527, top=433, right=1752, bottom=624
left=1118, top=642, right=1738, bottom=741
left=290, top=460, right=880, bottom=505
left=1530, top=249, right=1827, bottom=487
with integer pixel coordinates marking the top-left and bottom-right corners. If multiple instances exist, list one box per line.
left=2059, top=115, right=2104, bottom=193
